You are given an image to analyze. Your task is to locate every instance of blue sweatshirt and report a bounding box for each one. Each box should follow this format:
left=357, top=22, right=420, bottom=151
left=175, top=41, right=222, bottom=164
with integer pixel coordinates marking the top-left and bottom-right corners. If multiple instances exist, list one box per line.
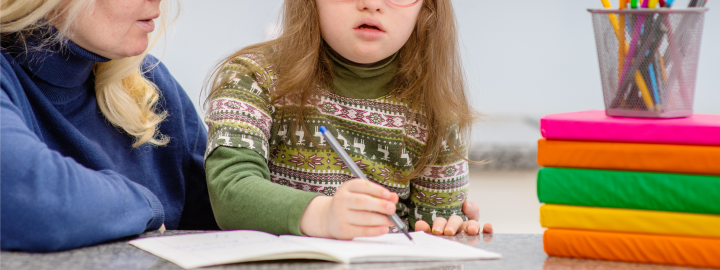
left=1, top=34, right=218, bottom=252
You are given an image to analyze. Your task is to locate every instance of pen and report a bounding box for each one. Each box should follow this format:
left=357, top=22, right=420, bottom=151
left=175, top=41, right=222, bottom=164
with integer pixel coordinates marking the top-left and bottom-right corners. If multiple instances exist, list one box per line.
left=318, top=126, right=414, bottom=242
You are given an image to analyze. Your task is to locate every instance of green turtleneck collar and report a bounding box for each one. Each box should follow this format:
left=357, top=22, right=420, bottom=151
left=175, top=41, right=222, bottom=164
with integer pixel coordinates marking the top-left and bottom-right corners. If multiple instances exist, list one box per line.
left=327, top=49, right=398, bottom=99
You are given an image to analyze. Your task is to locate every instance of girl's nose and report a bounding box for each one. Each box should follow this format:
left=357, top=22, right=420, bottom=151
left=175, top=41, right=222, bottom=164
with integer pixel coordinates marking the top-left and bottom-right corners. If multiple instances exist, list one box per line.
left=356, top=0, right=384, bottom=13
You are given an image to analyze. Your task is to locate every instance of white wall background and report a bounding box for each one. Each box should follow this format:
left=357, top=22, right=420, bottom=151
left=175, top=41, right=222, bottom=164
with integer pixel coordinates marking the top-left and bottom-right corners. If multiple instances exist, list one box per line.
left=151, top=0, right=719, bottom=119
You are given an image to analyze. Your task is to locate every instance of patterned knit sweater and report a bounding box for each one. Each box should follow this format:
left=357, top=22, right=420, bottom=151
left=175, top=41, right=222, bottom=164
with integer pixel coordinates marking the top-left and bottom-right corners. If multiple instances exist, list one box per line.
left=204, top=50, right=470, bottom=234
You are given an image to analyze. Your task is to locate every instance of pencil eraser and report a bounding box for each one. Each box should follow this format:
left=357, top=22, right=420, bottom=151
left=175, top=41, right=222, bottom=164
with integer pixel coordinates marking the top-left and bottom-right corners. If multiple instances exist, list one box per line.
left=319, top=126, right=328, bottom=134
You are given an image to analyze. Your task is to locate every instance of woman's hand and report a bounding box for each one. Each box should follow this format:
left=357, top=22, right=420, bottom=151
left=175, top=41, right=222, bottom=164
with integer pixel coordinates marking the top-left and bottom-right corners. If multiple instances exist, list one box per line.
left=414, top=200, right=493, bottom=236
left=299, top=179, right=398, bottom=240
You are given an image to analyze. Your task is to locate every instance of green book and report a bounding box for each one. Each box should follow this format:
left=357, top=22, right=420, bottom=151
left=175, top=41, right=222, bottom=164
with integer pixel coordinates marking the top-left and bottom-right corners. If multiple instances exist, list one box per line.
left=537, top=168, right=720, bottom=215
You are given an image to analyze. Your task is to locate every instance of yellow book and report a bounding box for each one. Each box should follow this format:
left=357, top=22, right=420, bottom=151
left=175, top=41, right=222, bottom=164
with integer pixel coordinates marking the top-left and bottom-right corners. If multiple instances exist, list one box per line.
left=540, top=204, right=720, bottom=238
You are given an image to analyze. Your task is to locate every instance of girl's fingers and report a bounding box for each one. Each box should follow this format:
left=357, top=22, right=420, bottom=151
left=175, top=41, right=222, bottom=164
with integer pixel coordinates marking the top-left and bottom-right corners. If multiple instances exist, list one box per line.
left=415, top=220, right=431, bottom=233
left=462, top=201, right=480, bottom=221
left=464, top=220, right=481, bottom=235
left=344, top=193, right=395, bottom=215
left=431, top=217, right=447, bottom=235
left=482, top=223, right=494, bottom=234
left=459, top=221, right=469, bottom=232
left=443, top=215, right=464, bottom=236
left=345, top=210, right=394, bottom=227
left=346, top=179, right=397, bottom=202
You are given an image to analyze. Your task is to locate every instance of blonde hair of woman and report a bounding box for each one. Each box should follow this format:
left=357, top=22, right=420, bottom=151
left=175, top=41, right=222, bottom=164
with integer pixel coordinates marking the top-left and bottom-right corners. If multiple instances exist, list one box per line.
left=1, top=0, right=176, bottom=147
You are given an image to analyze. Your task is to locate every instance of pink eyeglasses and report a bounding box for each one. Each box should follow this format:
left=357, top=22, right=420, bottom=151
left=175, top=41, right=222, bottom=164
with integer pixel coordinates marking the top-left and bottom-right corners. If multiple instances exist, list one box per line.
left=335, top=0, right=421, bottom=8
left=387, top=0, right=421, bottom=7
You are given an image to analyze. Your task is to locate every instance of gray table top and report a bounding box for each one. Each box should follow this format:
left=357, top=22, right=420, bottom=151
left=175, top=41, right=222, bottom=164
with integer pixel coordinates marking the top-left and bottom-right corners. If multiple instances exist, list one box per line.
left=1, top=230, right=705, bottom=270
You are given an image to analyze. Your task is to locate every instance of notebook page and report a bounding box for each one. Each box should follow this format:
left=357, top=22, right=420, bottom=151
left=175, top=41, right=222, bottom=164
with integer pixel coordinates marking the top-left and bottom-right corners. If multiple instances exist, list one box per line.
left=130, top=231, right=326, bottom=269
left=280, top=231, right=501, bottom=263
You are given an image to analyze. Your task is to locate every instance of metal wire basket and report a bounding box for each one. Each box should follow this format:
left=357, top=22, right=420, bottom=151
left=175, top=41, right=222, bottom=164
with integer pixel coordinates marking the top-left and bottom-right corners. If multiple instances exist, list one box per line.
left=589, top=8, right=707, bottom=118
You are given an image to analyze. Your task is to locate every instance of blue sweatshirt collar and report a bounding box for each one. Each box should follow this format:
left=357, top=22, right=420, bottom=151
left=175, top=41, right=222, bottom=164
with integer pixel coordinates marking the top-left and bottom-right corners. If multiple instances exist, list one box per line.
left=11, top=30, right=110, bottom=89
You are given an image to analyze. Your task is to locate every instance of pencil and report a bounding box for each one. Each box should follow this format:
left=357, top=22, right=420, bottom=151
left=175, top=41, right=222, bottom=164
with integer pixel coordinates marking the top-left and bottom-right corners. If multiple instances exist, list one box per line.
left=318, top=126, right=414, bottom=242
left=619, top=0, right=628, bottom=83
left=612, top=11, right=665, bottom=110
left=611, top=14, right=645, bottom=108
left=601, top=0, right=624, bottom=43
left=659, top=51, right=668, bottom=81
left=635, top=72, right=656, bottom=111
left=601, top=0, right=630, bottom=87
left=653, top=52, right=666, bottom=108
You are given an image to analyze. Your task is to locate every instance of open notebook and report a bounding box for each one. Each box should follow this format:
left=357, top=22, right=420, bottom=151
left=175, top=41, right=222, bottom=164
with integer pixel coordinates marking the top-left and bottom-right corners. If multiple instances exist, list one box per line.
left=129, top=231, right=501, bottom=269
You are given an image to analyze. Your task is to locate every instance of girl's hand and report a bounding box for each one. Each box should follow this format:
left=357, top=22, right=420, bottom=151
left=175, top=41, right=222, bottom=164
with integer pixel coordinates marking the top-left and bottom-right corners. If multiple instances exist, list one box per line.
left=300, top=179, right=398, bottom=240
left=414, top=200, right=493, bottom=236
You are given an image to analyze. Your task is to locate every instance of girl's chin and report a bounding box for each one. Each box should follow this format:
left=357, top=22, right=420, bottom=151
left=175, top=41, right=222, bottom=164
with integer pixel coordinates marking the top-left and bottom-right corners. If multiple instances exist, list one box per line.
left=348, top=49, right=393, bottom=64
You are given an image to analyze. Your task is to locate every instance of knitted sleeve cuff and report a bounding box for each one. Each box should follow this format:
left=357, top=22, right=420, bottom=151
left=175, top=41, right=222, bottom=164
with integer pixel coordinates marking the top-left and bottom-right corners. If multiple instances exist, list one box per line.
left=135, top=183, right=165, bottom=231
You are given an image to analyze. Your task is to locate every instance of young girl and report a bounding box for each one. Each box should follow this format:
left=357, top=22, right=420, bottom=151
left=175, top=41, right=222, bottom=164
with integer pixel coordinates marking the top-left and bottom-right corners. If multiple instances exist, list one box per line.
left=204, top=0, right=491, bottom=239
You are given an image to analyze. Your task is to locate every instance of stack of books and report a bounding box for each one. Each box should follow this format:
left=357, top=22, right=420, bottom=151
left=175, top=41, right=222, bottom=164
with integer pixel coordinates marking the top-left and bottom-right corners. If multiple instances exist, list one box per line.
left=535, top=110, right=720, bottom=268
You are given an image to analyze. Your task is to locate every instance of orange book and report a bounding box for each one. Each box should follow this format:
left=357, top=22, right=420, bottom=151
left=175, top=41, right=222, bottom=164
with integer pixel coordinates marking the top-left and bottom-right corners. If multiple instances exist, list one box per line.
left=537, top=139, right=720, bottom=176
left=544, top=228, right=720, bottom=268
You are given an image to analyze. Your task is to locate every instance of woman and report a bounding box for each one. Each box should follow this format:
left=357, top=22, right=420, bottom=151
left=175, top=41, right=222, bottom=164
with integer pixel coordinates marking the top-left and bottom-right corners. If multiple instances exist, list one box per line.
left=1, top=0, right=217, bottom=251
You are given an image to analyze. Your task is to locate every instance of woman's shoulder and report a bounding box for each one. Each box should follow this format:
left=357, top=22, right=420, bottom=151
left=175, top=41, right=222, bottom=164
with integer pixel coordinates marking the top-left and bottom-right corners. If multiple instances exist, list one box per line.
left=139, top=54, right=201, bottom=124
left=1, top=49, right=23, bottom=90
left=140, top=54, right=176, bottom=91
left=1, top=49, right=35, bottom=113
left=139, top=54, right=192, bottom=103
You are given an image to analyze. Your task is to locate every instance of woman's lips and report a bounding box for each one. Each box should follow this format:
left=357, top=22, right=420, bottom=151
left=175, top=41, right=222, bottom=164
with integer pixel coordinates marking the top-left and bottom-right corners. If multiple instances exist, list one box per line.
left=136, top=19, right=155, bottom=32
left=354, top=27, right=385, bottom=39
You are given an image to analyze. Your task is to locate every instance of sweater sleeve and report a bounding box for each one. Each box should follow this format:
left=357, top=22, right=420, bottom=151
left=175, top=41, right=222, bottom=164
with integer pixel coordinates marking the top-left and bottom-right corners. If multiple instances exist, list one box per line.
left=205, top=146, right=319, bottom=235
left=0, top=89, right=164, bottom=251
left=407, top=131, right=470, bottom=230
left=204, top=54, right=320, bottom=235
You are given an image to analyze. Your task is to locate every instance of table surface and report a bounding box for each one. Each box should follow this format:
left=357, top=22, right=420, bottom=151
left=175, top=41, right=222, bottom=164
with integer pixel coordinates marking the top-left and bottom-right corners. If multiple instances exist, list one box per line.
left=1, top=230, right=708, bottom=270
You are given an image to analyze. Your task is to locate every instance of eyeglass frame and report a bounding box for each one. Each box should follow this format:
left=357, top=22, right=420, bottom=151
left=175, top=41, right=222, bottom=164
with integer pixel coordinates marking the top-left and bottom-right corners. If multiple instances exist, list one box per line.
left=387, top=0, right=421, bottom=7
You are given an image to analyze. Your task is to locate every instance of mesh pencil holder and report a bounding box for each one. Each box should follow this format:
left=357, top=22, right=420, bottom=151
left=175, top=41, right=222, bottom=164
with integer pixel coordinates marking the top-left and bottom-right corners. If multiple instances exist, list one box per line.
left=589, top=8, right=707, bottom=118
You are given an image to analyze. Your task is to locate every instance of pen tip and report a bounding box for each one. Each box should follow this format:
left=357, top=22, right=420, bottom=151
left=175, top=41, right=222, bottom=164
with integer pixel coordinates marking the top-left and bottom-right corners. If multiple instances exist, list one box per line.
left=319, top=126, right=327, bottom=134
left=404, top=231, right=413, bottom=241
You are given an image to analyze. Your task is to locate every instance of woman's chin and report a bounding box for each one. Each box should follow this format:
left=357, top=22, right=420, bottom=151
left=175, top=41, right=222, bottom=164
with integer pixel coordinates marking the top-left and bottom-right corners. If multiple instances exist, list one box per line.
left=114, top=39, right=150, bottom=59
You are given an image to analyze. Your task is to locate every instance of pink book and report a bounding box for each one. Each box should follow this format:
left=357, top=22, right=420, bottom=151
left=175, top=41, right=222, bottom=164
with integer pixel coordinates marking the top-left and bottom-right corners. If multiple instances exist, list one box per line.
left=540, top=110, right=720, bottom=146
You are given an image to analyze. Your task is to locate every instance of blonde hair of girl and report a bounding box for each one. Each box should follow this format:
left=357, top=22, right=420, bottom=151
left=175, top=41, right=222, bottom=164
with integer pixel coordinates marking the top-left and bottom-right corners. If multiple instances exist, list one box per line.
left=1, top=0, right=178, bottom=147
left=205, top=0, right=480, bottom=181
